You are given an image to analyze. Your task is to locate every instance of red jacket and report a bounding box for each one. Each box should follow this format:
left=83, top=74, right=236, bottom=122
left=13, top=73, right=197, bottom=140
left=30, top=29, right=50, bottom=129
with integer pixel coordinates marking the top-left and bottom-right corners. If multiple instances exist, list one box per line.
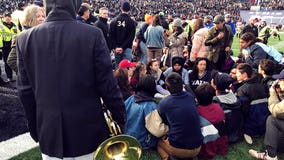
left=197, top=103, right=228, bottom=160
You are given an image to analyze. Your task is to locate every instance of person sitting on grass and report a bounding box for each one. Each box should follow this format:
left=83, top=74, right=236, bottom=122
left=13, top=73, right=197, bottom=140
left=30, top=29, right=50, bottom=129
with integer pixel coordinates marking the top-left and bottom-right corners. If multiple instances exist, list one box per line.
left=236, top=63, right=270, bottom=144
left=249, top=69, right=284, bottom=160
left=125, top=75, right=158, bottom=149
left=157, top=72, right=203, bottom=160
left=211, top=72, right=243, bottom=143
left=195, top=82, right=228, bottom=159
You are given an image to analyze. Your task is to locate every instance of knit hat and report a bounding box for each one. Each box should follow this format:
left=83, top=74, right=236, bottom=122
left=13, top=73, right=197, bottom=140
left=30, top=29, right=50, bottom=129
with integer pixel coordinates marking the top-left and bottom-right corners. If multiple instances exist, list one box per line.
left=121, top=1, right=131, bottom=12
left=118, top=60, right=136, bottom=69
left=172, top=56, right=185, bottom=67
left=272, top=69, right=284, bottom=79
left=214, top=72, right=233, bottom=91
left=33, top=0, right=43, bottom=7
left=144, top=13, right=151, bottom=22
left=172, top=18, right=182, bottom=27
left=213, top=15, right=225, bottom=24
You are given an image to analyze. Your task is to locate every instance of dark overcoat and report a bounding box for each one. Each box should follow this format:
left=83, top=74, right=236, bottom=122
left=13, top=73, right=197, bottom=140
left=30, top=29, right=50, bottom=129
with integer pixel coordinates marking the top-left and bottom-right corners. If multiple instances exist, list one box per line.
left=16, top=0, right=126, bottom=158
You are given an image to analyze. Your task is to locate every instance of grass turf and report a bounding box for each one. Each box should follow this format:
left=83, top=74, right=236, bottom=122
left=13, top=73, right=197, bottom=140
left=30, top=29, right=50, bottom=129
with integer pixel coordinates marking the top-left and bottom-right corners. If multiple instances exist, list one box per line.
left=9, top=33, right=284, bottom=160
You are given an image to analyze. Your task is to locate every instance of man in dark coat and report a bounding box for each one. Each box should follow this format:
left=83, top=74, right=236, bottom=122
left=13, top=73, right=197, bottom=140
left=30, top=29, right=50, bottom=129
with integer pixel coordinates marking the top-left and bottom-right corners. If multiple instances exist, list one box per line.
left=16, top=0, right=126, bottom=159
left=109, top=1, right=136, bottom=68
left=94, top=7, right=110, bottom=50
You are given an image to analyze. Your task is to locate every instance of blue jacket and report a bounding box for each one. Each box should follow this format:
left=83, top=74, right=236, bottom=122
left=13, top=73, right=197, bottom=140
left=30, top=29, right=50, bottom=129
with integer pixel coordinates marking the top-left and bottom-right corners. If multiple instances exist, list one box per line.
left=225, top=21, right=236, bottom=35
left=255, top=42, right=282, bottom=63
left=125, top=93, right=158, bottom=149
left=158, top=91, right=203, bottom=149
left=144, top=25, right=165, bottom=48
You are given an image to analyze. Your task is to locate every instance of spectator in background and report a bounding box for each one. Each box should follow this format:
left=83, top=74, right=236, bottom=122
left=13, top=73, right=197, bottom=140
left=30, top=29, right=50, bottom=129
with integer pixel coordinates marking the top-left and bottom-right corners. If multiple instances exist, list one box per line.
left=109, top=1, right=136, bottom=68
left=225, top=14, right=236, bottom=35
left=205, top=15, right=233, bottom=71
left=0, top=12, right=20, bottom=82
left=240, top=17, right=258, bottom=37
left=204, top=15, right=214, bottom=29
left=81, top=3, right=97, bottom=25
left=8, top=4, right=45, bottom=73
left=190, top=18, right=209, bottom=63
left=76, top=5, right=90, bottom=23
left=168, top=18, right=188, bottom=60
left=258, top=20, right=272, bottom=44
left=94, top=7, right=110, bottom=50
left=144, top=14, right=165, bottom=64
left=134, top=13, right=153, bottom=64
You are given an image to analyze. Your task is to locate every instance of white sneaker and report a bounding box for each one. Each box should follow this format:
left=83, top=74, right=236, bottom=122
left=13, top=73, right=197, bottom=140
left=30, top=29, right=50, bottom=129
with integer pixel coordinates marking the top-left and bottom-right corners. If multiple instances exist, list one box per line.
left=249, top=149, right=278, bottom=160
left=244, top=134, right=253, bottom=144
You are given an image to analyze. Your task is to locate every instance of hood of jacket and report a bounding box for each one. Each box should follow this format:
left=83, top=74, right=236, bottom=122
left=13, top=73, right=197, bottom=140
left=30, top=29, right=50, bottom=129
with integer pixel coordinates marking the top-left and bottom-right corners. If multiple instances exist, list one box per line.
left=216, top=92, right=238, bottom=104
left=44, top=0, right=81, bottom=20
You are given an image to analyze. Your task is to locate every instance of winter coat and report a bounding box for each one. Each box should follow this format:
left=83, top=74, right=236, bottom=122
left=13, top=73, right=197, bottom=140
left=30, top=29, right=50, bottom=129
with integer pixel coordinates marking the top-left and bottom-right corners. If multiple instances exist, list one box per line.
left=109, top=13, right=136, bottom=50
left=237, top=74, right=270, bottom=136
left=125, top=93, right=158, bottom=149
left=16, top=0, right=126, bottom=158
left=268, top=88, right=284, bottom=118
left=94, top=17, right=110, bottom=50
left=168, top=31, right=188, bottom=57
left=204, top=24, right=233, bottom=63
left=190, top=28, right=209, bottom=62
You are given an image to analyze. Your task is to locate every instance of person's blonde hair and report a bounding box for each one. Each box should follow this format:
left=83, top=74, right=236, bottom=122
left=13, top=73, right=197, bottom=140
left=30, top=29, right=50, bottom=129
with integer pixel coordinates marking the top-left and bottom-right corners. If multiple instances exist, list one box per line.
left=21, top=5, right=45, bottom=27
left=99, top=7, right=108, bottom=14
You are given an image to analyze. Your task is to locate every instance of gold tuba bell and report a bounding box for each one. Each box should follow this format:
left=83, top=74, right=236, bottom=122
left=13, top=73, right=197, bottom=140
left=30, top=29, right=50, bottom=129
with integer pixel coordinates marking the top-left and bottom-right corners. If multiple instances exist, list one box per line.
left=93, top=102, right=142, bottom=160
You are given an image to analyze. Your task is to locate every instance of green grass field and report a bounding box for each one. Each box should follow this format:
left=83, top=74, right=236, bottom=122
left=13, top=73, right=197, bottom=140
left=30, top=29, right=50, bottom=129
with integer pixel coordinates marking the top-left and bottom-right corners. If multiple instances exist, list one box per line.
left=9, top=33, right=284, bottom=160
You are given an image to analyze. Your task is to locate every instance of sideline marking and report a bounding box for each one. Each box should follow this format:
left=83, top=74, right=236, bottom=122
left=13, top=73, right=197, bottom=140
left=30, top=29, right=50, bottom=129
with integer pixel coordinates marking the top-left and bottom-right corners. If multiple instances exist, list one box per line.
left=0, top=132, right=38, bottom=160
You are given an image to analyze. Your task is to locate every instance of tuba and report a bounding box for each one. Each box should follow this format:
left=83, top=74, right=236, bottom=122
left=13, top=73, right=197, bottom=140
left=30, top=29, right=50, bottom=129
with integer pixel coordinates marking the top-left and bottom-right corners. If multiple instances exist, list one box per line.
left=93, top=101, right=142, bottom=160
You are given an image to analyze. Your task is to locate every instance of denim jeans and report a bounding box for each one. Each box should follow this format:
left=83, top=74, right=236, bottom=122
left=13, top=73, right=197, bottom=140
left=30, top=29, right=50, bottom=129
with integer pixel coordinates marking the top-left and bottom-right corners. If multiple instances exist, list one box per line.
left=115, top=48, right=132, bottom=69
left=139, top=42, right=147, bottom=64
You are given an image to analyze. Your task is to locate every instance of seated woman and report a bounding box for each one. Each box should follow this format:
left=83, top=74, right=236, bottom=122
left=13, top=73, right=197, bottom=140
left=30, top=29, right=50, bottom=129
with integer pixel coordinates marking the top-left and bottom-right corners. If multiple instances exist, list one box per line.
left=124, top=75, right=158, bottom=149
left=130, top=62, right=147, bottom=92
left=239, top=32, right=279, bottom=69
left=188, top=57, right=212, bottom=92
left=195, top=82, right=228, bottom=160
left=113, top=68, right=133, bottom=101
left=161, top=56, right=189, bottom=86
left=236, top=63, right=270, bottom=144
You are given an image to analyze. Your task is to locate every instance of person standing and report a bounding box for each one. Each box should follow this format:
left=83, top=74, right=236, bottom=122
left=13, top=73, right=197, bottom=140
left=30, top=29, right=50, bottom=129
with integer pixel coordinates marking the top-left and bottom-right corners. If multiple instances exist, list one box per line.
left=109, top=1, right=136, bottom=68
left=16, top=0, right=126, bottom=159
left=76, top=5, right=90, bottom=24
left=8, top=4, right=45, bottom=73
left=94, top=7, right=110, bottom=50
left=240, top=17, right=258, bottom=37
left=224, top=14, right=236, bottom=35
left=205, top=15, right=233, bottom=71
left=0, top=12, right=19, bottom=82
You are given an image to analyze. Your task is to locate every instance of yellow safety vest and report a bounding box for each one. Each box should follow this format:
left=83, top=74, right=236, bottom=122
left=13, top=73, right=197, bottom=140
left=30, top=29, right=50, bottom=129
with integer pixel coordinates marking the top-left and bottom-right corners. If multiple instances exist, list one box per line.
left=0, top=25, right=3, bottom=48
left=0, top=22, right=19, bottom=42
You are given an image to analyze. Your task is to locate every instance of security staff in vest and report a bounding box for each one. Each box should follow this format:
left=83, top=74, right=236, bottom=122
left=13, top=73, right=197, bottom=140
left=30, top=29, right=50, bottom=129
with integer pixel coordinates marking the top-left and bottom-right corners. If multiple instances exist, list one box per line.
left=0, top=13, right=19, bottom=82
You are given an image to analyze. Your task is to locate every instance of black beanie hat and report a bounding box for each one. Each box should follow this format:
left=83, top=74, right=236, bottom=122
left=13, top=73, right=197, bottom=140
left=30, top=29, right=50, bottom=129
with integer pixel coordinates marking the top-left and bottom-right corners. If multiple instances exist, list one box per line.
left=121, top=1, right=131, bottom=12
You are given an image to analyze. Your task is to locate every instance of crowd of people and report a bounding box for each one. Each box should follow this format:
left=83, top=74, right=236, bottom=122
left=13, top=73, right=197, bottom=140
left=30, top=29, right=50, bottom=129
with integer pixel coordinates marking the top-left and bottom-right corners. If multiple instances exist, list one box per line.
left=0, top=0, right=284, bottom=160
